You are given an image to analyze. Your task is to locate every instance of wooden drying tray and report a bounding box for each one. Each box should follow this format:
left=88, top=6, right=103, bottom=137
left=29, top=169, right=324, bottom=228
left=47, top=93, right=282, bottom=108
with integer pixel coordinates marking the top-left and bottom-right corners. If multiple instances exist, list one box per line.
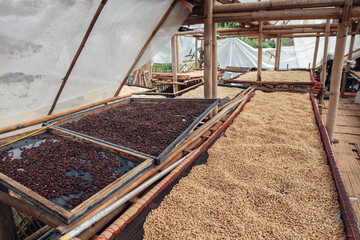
left=224, top=70, right=315, bottom=89
left=0, top=128, right=153, bottom=225
left=152, top=70, right=204, bottom=81
left=152, top=78, right=202, bottom=86
left=44, top=97, right=220, bottom=164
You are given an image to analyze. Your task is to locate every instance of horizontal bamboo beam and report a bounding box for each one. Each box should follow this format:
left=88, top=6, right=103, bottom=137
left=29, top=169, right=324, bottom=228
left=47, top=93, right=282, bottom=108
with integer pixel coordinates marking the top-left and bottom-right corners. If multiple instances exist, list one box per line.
left=0, top=93, right=132, bottom=136
left=184, top=6, right=360, bottom=24
left=213, top=0, right=357, bottom=13
left=218, top=28, right=338, bottom=35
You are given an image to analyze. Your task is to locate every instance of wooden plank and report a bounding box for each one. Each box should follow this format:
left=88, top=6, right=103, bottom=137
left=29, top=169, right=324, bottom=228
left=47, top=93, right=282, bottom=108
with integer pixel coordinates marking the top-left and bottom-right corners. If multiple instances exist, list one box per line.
left=337, top=126, right=360, bottom=136
left=0, top=173, right=74, bottom=222
left=132, top=98, right=214, bottom=104
left=51, top=98, right=131, bottom=126
left=0, top=185, right=17, bottom=240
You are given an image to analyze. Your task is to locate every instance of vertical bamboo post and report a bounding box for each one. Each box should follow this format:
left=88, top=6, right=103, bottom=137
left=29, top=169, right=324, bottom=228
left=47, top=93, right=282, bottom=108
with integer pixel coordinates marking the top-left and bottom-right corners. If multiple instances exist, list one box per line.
left=326, top=5, right=351, bottom=141
left=211, top=15, right=218, bottom=114
left=340, top=23, right=357, bottom=96
left=257, top=21, right=263, bottom=82
left=319, top=19, right=331, bottom=115
left=147, top=60, right=153, bottom=87
left=171, top=36, right=179, bottom=94
left=204, top=0, right=213, bottom=99
left=274, top=38, right=282, bottom=71
left=312, top=36, right=320, bottom=69
left=176, top=35, right=180, bottom=73
left=0, top=184, right=17, bottom=240
left=48, top=0, right=108, bottom=115
left=195, top=37, right=198, bottom=68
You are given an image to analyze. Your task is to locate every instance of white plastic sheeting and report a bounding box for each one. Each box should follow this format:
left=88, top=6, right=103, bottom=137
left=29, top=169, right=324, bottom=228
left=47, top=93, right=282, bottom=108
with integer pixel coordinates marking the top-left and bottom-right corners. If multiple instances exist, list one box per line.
left=153, top=37, right=300, bottom=69
left=0, top=0, right=191, bottom=127
left=152, top=20, right=360, bottom=69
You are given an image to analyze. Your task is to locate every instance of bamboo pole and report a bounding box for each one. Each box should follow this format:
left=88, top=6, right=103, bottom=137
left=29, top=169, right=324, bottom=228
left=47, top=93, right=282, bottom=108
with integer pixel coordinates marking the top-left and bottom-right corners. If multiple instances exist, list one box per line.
left=340, top=23, right=358, bottom=96
left=312, top=36, right=320, bottom=69
left=184, top=7, right=360, bottom=25
left=274, top=38, right=282, bottom=71
left=195, top=37, right=198, bottom=68
left=171, top=36, right=179, bottom=93
left=204, top=0, right=213, bottom=99
left=114, top=0, right=179, bottom=97
left=48, top=0, right=108, bottom=115
left=211, top=12, right=218, bottom=114
left=0, top=93, right=132, bottom=136
left=176, top=35, right=180, bottom=73
left=213, top=0, right=350, bottom=13
left=326, top=16, right=350, bottom=141
left=257, top=21, right=263, bottom=82
left=319, top=20, right=331, bottom=115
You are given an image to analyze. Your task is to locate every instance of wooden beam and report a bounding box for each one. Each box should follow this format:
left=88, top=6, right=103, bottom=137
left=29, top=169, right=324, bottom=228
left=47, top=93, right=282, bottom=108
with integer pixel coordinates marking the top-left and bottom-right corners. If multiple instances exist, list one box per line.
left=274, top=38, right=282, bottom=71
left=171, top=36, right=179, bottom=93
left=312, top=36, right=320, bottom=69
left=212, top=12, right=218, bottom=114
left=213, top=0, right=350, bottom=13
left=0, top=93, right=131, bottom=136
left=0, top=185, right=17, bottom=240
left=184, top=7, right=360, bottom=24
left=176, top=35, right=180, bottom=73
left=48, top=0, right=108, bottom=115
left=257, top=21, right=263, bottom=82
left=114, top=0, right=179, bottom=97
left=319, top=20, right=331, bottom=115
left=326, top=0, right=352, bottom=141
left=0, top=188, right=62, bottom=228
left=341, top=22, right=358, bottom=96
left=204, top=0, right=213, bottom=98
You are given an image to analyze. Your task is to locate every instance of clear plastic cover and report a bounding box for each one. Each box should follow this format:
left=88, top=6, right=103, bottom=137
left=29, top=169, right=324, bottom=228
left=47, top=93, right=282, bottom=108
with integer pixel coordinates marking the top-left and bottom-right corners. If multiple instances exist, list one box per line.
left=0, top=0, right=191, bottom=128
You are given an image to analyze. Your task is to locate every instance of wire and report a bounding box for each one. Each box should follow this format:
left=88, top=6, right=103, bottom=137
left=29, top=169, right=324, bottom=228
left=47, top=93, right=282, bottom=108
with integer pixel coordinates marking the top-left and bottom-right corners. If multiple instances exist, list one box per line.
left=0, top=122, right=58, bottom=148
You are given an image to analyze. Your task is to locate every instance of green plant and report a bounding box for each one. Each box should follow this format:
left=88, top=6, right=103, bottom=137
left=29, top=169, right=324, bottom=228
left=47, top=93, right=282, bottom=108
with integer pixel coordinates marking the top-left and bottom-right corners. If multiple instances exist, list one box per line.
left=152, top=63, right=172, bottom=71
left=186, top=47, right=204, bottom=68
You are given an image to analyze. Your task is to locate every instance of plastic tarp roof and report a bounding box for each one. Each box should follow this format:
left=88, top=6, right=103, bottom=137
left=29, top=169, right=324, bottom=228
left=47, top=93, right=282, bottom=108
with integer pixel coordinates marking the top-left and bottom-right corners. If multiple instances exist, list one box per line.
left=0, top=0, right=191, bottom=128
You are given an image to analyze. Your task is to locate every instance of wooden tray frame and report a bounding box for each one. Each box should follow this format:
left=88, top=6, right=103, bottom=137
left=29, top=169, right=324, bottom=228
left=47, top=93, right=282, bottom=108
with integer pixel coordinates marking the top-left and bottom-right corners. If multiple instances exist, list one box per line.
left=0, top=128, right=153, bottom=224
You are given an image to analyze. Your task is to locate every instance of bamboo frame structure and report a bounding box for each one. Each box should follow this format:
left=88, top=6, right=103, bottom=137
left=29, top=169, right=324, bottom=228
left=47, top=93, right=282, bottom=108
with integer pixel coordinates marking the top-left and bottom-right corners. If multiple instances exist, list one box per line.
left=312, top=36, right=320, bottom=69
left=171, top=36, right=179, bottom=93
left=211, top=6, right=218, bottom=114
left=257, top=21, right=263, bottom=82
left=319, top=20, right=331, bottom=115
left=274, top=38, right=282, bottom=71
left=203, top=0, right=213, bottom=99
left=326, top=0, right=352, bottom=141
left=183, top=6, right=360, bottom=25
left=341, top=22, right=358, bottom=96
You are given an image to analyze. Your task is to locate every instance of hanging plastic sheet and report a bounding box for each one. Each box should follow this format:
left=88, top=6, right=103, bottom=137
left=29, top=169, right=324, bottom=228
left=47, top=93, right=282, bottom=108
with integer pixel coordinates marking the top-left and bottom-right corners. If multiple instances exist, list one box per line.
left=0, top=0, right=191, bottom=128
